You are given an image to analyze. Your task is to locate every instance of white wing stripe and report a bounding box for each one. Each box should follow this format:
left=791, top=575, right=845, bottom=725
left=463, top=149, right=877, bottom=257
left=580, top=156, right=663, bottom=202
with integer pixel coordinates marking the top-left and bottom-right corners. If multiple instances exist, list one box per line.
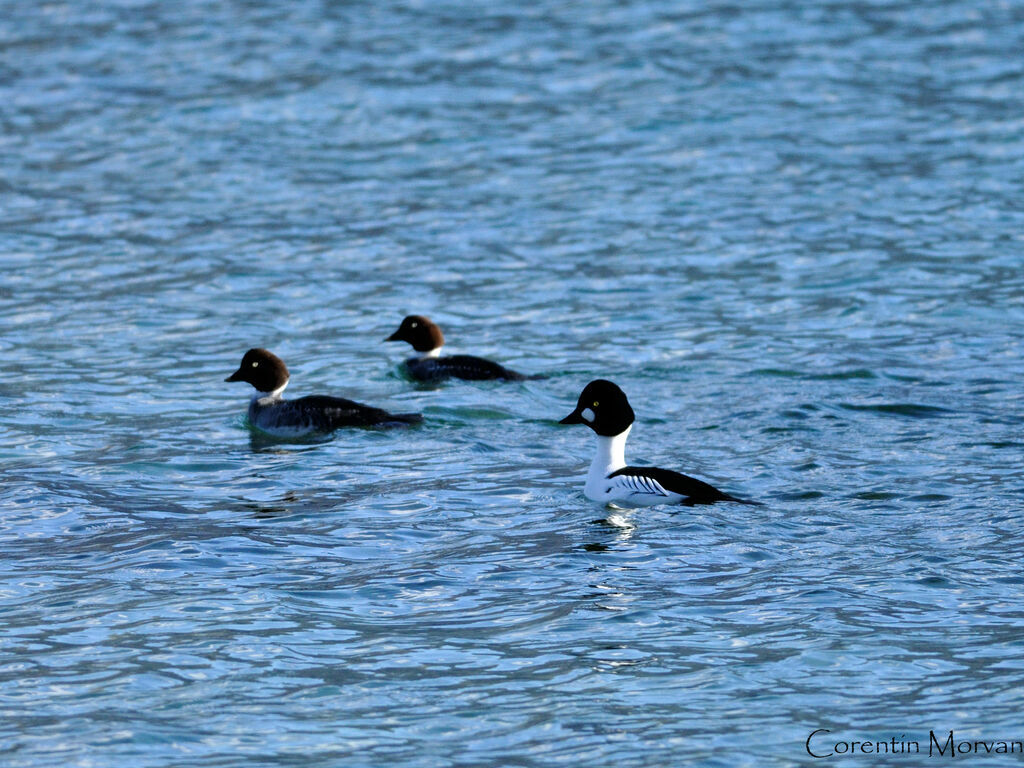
left=610, top=473, right=669, bottom=497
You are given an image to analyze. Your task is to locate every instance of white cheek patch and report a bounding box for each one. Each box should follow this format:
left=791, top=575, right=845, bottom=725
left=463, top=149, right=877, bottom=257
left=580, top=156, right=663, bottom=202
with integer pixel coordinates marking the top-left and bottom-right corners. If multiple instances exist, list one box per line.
left=581, top=407, right=595, bottom=423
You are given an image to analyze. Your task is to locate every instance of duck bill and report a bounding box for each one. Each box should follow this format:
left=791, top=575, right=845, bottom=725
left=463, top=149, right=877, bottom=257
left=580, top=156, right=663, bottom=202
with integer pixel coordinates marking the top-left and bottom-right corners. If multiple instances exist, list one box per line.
left=385, top=331, right=403, bottom=342
left=559, top=409, right=585, bottom=425
left=225, top=368, right=244, bottom=382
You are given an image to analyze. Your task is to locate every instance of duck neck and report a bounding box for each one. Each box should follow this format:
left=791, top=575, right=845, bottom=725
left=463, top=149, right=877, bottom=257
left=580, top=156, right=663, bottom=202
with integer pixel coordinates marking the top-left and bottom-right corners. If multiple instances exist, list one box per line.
left=585, top=427, right=630, bottom=494
left=251, top=380, right=288, bottom=406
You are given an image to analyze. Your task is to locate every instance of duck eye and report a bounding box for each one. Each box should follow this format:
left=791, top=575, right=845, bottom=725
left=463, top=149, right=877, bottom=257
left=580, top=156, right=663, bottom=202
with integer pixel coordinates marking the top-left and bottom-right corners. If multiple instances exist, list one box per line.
left=592, top=401, right=599, bottom=407
left=411, top=322, right=418, bottom=328
left=252, top=361, right=259, bottom=368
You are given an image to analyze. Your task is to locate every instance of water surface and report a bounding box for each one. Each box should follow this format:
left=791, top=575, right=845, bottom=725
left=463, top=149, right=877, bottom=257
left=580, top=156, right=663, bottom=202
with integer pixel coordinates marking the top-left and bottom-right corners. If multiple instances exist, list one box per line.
left=3, top=1, right=1024, bottom=765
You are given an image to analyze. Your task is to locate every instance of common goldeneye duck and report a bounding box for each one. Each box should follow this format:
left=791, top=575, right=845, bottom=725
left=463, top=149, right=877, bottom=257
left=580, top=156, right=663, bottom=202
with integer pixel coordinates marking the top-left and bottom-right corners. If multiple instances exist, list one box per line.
left=560, top=379, right=760, bottom=507
left=385, top=314, right=533, bottom=382
left=226, top=348, right=422, bottom=436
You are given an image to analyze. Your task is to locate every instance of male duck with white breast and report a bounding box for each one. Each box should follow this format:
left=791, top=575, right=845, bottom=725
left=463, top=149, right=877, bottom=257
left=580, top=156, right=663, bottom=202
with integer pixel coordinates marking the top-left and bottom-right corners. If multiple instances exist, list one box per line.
left=560, top=379, right=760, bottom=507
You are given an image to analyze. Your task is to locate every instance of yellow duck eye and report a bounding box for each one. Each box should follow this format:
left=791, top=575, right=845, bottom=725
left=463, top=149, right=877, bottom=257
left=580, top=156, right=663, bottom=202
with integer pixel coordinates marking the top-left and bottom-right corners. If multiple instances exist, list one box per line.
left=252, top=361, right=259, bottom=367
left=592, top=401, right=599, bottom=407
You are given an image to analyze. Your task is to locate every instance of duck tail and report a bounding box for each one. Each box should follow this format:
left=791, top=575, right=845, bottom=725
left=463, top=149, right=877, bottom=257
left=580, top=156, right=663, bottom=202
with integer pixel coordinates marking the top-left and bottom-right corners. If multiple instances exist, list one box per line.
left=726, top=494, right=764, bottom=506
left=387, top=412, right=423, bottom=426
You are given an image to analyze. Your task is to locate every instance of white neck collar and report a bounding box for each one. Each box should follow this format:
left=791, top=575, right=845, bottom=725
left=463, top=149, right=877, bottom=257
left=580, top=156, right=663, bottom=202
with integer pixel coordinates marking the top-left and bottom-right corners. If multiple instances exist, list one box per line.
left=252, top=380, right=288, bottom=402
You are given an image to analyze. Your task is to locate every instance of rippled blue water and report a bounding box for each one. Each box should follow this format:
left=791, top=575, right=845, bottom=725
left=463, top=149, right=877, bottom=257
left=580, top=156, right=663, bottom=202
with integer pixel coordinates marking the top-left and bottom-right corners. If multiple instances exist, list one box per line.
left=3, top=1, right=1024, bottom=765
